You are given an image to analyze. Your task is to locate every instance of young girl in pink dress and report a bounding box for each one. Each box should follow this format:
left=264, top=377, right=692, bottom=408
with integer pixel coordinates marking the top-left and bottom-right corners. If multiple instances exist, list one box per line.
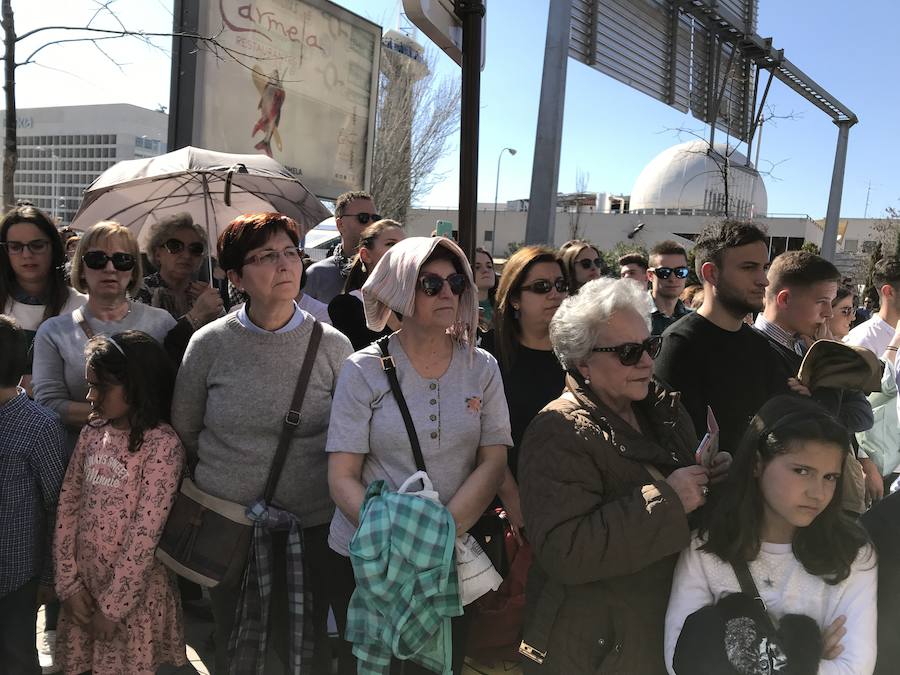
left=53, top=330, right=186, bottom=675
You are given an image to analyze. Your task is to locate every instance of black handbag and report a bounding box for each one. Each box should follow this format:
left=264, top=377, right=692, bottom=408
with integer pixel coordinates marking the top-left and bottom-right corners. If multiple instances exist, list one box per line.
left=156, top=320, right=323, bottom=587
left=673, top=559, right=822, bottom=675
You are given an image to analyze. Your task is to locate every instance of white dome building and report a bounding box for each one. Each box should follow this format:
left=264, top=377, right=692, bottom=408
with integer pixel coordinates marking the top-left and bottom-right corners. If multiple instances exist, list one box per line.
left=629, top=140, right=767, bottom=219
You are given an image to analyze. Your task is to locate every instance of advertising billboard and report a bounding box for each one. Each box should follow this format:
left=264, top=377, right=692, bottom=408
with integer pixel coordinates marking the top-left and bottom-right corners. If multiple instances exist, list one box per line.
left=172, top=0, right=381, bottom=200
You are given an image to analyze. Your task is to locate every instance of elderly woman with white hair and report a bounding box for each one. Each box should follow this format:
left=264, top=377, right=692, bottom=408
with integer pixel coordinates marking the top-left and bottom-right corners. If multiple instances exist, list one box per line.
left=327, top=236, right=512, bottom=675
left=517, top=277, right=731, bottom=675
left=134, top=212, right=223, bottom=329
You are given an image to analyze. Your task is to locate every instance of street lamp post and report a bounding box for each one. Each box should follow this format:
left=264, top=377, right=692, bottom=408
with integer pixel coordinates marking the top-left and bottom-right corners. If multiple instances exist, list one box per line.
left=491, top=147, right=517, bottom=258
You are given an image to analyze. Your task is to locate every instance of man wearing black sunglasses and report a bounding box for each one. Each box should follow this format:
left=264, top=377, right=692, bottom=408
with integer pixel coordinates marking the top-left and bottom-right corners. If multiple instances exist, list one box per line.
left=305, top=191, right=379, bottom=304
left=647, top=240, right=692, bottom=335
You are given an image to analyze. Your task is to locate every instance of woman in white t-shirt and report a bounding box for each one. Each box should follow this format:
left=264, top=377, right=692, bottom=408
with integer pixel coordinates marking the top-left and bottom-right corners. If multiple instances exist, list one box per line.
left=0, top=205, right=85, bottom=391
left=665, top=395, right=877, bottom=675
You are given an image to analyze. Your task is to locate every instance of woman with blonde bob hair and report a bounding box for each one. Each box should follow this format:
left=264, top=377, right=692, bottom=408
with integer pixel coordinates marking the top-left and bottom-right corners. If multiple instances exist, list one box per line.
left=326, top=236, right=512, bottom=674
left=517, top=278, right=731, bottom=674
left=33, top=221, right=179, bottom=453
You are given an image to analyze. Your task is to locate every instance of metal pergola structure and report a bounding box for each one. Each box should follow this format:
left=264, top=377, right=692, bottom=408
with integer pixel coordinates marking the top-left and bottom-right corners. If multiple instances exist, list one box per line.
left=527, top=0, right=857, bottom=260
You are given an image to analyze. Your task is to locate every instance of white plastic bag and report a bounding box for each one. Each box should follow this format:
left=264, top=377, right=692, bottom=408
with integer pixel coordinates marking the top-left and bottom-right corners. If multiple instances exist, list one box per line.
left=455, top=534, right=503, bottom=605
left=397, top=471, right=502, bottom=605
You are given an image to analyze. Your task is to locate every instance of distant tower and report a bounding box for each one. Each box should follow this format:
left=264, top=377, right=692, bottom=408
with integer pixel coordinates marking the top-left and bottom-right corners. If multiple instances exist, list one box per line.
left=379, top=29, right=429, bottom=218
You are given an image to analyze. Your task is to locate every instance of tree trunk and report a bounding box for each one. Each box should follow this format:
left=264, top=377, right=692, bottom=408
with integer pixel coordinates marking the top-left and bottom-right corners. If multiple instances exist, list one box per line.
left=2, top=0, right=16, bottom=209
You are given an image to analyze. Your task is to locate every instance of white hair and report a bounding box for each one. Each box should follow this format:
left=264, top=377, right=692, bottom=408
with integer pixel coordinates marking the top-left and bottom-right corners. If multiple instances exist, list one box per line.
left=550, top=277, right=653, bottom=370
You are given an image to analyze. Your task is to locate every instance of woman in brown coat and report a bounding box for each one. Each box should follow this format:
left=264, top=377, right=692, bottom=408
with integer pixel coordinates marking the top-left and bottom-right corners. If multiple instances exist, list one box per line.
left=518, top=277, right=731, bottom=674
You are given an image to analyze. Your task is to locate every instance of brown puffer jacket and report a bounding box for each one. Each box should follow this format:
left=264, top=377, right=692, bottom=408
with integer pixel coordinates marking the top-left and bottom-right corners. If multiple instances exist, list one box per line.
left=519, top=375, right=698, bottom=675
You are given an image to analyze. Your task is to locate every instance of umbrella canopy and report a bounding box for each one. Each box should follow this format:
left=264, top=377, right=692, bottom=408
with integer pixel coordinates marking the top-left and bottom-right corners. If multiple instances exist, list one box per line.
left=70, top=146, right=332, bottom=246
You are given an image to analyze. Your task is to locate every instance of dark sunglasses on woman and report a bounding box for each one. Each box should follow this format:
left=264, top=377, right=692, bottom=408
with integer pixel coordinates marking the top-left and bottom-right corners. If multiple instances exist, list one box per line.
left=419, top=272, right=468, bottom=296
left=163, top=239, right=205, bottom=257
left=577, top=257, right=605, bottom=271
left=649, top=266, right=690, bottom=280
left=342, top=212, right=382, bottom=225
left=592, top=335, right=662, bottom=366
left=520, top=278, right=569, bottom=295
left=82, top=251, right=136, bottom=271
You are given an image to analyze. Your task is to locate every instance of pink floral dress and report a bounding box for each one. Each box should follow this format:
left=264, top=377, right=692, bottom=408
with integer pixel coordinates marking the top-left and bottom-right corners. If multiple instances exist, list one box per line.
left=53, top=422, right=187, bottom=675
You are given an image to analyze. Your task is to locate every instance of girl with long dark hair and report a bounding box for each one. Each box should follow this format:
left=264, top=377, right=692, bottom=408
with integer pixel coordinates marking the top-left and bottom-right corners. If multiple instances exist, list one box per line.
left=665, top=395, right=877, bottom=674
left=53, top=331, right=186, bottom=675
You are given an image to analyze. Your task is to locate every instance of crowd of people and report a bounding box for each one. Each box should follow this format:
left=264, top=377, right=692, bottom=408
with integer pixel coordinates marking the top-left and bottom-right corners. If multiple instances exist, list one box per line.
left=2, top=191, right=900, bottom=675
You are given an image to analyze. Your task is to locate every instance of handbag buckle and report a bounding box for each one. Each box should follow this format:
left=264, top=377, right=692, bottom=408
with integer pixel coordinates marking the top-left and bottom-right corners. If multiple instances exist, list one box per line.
left=285, top=410, right=301, bottom=426
left=519, top=641, right=546, bottom=665
left=380, top=355, right=395, bottom=371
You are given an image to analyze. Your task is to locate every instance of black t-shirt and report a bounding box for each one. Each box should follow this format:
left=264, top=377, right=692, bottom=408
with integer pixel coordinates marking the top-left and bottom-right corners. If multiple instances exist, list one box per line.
left=500, top=345, right=566, bottom=477
left=654, top=312, right=781, bottom=455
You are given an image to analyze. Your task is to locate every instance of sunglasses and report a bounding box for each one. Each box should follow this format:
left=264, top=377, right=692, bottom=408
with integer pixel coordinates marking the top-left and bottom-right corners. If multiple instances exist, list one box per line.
left=419, top=272, right=468, bottom=296
left=341, top=212, right=382, bottom=225
left=592, top=335, right=662, bottom=366
left=649, top=266, right=690, bottom=280
left=82, top=250, right=136, bottom=271
left=2, top=239, right=50, bottom=255
left=520, top=278, right=569, bottom=295
left=163, top=238, right=205, bottom=257
left=577, top=257, right=605, bottom=271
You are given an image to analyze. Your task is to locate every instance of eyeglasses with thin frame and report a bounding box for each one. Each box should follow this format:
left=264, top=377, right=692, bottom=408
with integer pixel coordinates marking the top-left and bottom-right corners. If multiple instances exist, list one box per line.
left=649, top=266, right=690, bottom=280
left=340, top=212, right=382, bottom=225
left=243, top=246, right=303, bottom=267
left=592, top=336, right=662, bottom=366
left=418, top=272, right=468, bottom=296
left=519, top=278, right=568, bottom=295
left=837, top=306, right=857, bottom=318
left=82, top=250, right=136, bottom=271
left=163, top=238, right=205, bottom=257
left=577, top=257, right=605, bottom=271
left=2, top=239, right=51, bottom=255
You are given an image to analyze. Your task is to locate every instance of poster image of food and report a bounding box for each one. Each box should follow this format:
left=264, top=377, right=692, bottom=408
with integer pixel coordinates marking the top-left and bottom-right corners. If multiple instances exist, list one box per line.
left=191, top=0, right=381, bottom=199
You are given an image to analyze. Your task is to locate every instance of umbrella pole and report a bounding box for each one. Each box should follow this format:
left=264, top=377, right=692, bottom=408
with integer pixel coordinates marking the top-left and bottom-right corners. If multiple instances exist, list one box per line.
left=202, top=174, right=214, bottom=285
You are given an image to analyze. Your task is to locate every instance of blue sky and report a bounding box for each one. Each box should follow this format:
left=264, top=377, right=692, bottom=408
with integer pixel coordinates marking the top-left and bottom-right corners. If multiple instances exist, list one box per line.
left=13, top=0, right=899, bottom=218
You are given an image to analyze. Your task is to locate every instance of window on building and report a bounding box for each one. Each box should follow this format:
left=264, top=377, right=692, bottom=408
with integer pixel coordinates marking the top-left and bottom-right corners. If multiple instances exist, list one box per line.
left=843, top=239, right=859, bottom=253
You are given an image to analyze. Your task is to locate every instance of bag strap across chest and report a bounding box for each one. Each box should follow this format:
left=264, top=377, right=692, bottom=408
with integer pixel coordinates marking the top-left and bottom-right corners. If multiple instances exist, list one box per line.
left=376, top=335, right=427, bottom=473
left=262, top=319, right=323, bottom=503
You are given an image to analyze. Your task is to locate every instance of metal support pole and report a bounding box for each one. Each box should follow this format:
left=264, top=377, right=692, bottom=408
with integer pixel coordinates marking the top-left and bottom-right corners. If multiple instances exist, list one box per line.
left=820, top=120, right=853, bottom=261
left=525, top=0, right=571, bottom=245
left=491, top=147, right=515, bottom=257
left=455, top=0, right=485, bottom=263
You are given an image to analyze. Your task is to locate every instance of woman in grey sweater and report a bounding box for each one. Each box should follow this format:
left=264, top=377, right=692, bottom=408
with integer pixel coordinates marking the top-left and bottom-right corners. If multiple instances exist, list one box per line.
left=33, top=221, right=177, bottom=453
left=171, top=212, right=352, bottom=675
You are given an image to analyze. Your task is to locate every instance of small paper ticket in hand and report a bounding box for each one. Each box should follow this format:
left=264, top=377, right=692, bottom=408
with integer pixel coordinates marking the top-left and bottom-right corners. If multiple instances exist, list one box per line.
left=695, top=405, right=720, bottom=467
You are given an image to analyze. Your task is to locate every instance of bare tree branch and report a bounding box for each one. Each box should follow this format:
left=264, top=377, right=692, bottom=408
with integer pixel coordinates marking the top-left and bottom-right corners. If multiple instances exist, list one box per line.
left=370, top=48, right=460, bottom=222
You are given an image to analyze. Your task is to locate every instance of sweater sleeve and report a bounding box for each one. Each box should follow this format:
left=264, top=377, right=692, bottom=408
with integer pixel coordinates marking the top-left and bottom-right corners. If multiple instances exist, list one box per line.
left=54, top=430, right=88, bottom=601
left=664, top=541, right=716, bottom=675
left=519, top=409, right=691, bottom=586
left=95, top=430, right=185, bottom=621
left=817, top=547, right=878, bottom=675
left=171, top=328, right=216, bottom=467
left=32, top=319, right=75, bottom=418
